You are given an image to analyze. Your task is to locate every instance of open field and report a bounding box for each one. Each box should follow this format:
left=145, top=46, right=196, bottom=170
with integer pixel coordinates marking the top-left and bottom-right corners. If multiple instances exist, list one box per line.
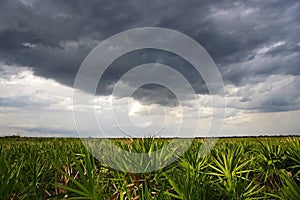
left=1, top=136, right=300, bottom=199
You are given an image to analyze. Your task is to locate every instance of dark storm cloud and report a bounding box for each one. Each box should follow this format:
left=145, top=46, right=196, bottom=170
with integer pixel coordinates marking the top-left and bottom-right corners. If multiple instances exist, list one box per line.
left=256, top=87, right=300, bottom=113
left=97, top=49, right=208, bottom=97
left=0, top=0, right=300, bottom=111
left=132, top=84, right=179, bottom=107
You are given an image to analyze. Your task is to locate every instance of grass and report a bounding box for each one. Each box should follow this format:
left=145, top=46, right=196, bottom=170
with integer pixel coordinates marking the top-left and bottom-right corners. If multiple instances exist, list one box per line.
left=0, top=136, right=299, bottom=199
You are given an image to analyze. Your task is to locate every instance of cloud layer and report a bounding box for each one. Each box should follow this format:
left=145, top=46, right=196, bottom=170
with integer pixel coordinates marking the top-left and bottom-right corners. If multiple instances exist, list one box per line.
left=0, top=0, right=300, bottom=136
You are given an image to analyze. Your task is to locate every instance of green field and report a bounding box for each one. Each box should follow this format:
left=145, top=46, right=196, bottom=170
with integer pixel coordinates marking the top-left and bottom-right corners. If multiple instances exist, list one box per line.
left=1, top=137, right=300, bottom=199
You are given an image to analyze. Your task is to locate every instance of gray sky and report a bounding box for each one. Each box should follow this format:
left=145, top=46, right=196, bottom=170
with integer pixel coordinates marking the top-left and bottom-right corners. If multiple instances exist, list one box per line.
left=0, top=0, right=300, bottom=137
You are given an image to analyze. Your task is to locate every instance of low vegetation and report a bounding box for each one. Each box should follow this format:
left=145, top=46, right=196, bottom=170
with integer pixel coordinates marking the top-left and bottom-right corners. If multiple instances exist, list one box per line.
left=0, top=136, right=299, bottom=199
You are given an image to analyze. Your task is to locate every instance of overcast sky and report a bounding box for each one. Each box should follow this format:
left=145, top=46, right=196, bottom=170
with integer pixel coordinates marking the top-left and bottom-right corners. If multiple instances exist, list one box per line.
left=0, top=0, right=300, bottom=137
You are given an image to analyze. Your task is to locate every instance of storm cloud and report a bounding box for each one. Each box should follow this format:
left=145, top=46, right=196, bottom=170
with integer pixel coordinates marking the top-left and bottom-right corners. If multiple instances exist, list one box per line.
left=0, top=0, right=300, bottom=113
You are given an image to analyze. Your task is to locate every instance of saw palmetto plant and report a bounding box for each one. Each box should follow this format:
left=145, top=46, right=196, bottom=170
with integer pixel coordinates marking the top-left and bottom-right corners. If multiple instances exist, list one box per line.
left=0, top=137, right=299, bottom=199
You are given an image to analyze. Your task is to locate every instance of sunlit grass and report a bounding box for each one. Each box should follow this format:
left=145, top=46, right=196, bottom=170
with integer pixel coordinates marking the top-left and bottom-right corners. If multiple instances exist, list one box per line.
left=0, top=136, right=299, bottom=199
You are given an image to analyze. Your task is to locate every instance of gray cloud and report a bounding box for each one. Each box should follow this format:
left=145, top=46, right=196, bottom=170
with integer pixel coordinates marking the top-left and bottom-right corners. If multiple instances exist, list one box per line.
left=0, top=0, right=300, bottom=112
left=0, top=96, right=49, bottom=108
